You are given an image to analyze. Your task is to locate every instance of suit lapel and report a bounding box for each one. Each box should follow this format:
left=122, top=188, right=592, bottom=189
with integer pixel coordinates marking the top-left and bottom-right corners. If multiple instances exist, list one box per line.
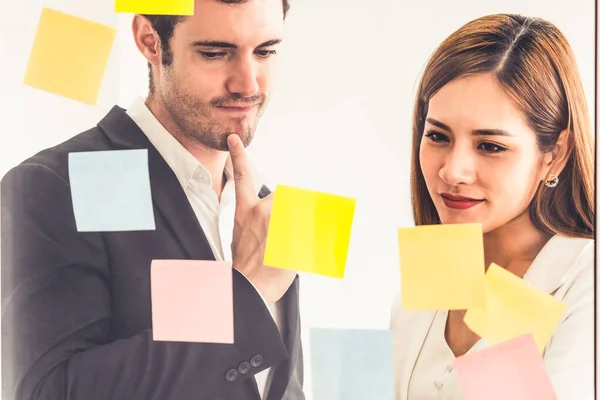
left=267, top=276, right=301, bottom=400
left=97, top=106, right=215, bottom=261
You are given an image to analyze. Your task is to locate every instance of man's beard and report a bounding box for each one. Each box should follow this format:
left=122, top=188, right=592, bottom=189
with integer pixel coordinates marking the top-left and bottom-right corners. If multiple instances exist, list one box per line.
left=161, top=69, right=268, bottom=151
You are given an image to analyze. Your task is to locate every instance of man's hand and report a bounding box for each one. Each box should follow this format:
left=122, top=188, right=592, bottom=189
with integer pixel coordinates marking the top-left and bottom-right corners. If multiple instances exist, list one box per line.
left=227, top=134, right=297, bottom=304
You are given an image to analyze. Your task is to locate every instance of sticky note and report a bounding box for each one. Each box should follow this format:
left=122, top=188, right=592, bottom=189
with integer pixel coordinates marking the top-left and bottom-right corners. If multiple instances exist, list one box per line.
left=68, top=150, right=155, bottom=232
left=454, top=334, right=557, bottom=400
left=463, top=263, right=566, bottom=352
left=310, top=329, right=394, bottom=400
left=263, top=184, right=356, bottom=279
left=24, top=8, right=116, bottom=105
left=115, top=0, right=194, bottom=15
left=397, top=223, right=485, bottom=310
left=151, top=260, right=234, bottom=343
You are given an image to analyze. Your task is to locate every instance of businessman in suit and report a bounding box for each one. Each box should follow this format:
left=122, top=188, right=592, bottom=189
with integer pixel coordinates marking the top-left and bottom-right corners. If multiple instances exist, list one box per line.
left=1, top=0, right=304, bottom=399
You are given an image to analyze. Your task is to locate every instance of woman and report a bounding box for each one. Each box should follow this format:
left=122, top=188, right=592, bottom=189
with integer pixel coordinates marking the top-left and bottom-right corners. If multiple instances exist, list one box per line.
left=391, top=14, right=594, bottom=400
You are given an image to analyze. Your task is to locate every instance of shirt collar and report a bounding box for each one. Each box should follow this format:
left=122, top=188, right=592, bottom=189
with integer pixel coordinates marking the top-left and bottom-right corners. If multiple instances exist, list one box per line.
left=126, top=97, right=265, bottom=194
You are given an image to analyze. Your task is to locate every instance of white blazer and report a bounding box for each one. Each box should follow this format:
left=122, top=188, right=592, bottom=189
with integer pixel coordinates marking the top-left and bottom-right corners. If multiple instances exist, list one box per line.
left=390, top=235, right=594, bottom=400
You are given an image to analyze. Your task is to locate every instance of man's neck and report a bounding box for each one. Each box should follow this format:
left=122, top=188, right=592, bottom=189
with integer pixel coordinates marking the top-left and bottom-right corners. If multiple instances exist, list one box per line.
left=145, top=96, right=229, bottom=198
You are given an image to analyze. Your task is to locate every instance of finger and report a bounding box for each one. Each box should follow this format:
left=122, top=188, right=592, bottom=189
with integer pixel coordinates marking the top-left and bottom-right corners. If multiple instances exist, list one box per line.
left=227, top=134, right=258, bottom=206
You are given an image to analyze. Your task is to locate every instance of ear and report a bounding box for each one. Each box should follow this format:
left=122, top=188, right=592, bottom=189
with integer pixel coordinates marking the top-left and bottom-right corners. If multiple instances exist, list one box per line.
left=541, top=129, right=571, bottom=180
left=132, top=15, right=161, bottom=68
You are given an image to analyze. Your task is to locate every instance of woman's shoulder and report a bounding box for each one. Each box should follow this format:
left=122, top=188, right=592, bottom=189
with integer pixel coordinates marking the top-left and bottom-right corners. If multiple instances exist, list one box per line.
left=549, top=235, right=594, bottom=276
left=544, top=234, right=592, bottom=252
left=545, top=235, right=594, bottom=306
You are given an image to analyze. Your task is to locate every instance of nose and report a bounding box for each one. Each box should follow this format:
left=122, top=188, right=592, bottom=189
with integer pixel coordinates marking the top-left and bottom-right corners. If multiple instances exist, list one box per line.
left=438, top=146, right=476, bottom=186
left=226, top=55, right=260, bottom=97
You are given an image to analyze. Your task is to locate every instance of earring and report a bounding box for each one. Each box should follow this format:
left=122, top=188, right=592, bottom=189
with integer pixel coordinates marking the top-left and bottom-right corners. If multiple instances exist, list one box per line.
left=545, top=173, right=559, bottom=188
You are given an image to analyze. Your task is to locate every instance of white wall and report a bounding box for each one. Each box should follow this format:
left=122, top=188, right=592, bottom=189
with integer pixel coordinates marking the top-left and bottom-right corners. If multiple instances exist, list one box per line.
left=0, top=0, right=120, bottom=177
left=0, top=0, right=595, bottom=399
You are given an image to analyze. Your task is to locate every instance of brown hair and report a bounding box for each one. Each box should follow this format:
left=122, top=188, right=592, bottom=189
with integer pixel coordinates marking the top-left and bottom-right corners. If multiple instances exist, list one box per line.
left=410, top=13, right=594, bottom=239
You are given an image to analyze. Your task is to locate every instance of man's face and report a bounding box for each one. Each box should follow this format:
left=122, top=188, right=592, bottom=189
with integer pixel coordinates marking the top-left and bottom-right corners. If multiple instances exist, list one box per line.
left=157, top=0, right=284, bottom=150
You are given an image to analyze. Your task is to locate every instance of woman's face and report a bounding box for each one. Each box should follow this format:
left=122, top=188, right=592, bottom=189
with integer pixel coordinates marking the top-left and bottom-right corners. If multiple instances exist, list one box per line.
left=419, top=73, right=551, bottom=233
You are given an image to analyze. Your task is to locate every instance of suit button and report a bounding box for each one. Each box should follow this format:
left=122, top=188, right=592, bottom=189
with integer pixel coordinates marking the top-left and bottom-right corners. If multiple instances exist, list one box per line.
left=225, top=368, right=239, bottom=382
left=250, top=354, right=263, bottom=367
left=434, top=381, right=443, bottom=389
left=238, top=361, right=251, bottom=374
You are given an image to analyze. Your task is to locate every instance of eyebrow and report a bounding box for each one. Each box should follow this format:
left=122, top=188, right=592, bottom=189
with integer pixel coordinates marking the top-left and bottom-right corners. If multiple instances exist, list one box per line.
left=190, top=39, right=282, bottom=49
left=425, top=117, right=514, bottom=137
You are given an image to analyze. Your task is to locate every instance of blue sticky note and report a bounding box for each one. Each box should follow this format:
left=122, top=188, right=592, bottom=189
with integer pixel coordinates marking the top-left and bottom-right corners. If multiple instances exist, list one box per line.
left=68, top=149, right=155, bottom=232
left=310, top=328, right=394, bottom=400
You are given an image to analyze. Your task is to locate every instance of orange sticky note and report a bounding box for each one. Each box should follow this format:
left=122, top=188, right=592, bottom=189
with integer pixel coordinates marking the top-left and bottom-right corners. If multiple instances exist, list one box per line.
left=115, top=0, right=194, bottom=15
left=24, top=8, right=116, bottom=105
left=263, top=184, right=356, bottom=279
left=151, top=260, right=233, bottom=343
left=463, top=263, right=566, bottom=352
left=454, top=334, right=557, bottom=400
left=397, top=223, right=485, bottom=310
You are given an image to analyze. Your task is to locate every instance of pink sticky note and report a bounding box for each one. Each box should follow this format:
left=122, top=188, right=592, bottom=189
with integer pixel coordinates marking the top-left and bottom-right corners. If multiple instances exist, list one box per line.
left=151, top=260, right=233, bottom=344
left=454, top=334, right=557, bottom=400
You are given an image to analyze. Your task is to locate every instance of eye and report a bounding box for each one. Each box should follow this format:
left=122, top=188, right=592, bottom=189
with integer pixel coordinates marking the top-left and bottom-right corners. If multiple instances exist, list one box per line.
left=198, top=51, right=227, bottom=60
left=255, top=49, right=277, bottom=58
left=424, top=130, right=449, bottom=143
left=478, top=142, right=507, bottom=154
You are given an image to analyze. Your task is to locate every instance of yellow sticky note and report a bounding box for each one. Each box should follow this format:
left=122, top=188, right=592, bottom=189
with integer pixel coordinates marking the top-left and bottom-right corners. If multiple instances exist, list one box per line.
left=397, top=223, right=485, bottom=310
left=464, top=263, right=566, bottom=352
left=24, top=8, right=116, bottom=106
left=263, top=185, right=356, bottom=279
left=115, top=0, right=194, bottom=15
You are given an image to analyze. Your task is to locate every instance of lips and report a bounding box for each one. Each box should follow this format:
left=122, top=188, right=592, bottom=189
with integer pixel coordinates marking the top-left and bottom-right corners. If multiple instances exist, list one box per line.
left=216, top=104, right=257, bottom=111
left=440, top=193, right=484, bottom=210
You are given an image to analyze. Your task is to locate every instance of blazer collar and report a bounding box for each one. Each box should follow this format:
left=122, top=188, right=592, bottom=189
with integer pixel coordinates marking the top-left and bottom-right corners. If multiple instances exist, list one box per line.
left=97, top=105, right=215, bottom=261
left=523, top=235, right=593, bottom=294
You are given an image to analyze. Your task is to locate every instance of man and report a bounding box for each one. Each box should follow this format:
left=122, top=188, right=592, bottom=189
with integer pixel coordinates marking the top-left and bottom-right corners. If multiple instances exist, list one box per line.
left=1, top=0, right=304, bottom=399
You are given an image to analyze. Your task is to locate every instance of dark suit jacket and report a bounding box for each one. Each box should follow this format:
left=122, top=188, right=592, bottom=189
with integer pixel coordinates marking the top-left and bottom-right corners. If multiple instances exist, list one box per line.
left=1, top=106, right=304, bottom=400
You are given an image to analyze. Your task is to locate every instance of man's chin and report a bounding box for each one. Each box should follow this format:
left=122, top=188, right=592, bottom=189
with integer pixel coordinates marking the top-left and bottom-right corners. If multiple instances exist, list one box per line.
left=214, top=130, right=254, bottom=151
left=237, top=131, right=254, bottom=147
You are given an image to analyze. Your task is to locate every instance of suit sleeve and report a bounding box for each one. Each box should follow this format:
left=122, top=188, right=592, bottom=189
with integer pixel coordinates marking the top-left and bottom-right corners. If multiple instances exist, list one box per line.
left=542, top=243, right=594, bottom=400
left=1, top=163, right=288, bottom=400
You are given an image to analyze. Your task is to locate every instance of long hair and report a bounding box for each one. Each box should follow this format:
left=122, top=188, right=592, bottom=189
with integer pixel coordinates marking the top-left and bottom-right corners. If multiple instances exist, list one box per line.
left=410, top=14, right=594, bottom=239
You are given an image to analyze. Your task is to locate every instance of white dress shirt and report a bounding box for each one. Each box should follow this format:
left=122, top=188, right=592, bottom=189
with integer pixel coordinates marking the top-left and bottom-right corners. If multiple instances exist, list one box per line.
left=391, top=235, right=594, bottom=400
left=126, top=97, right=284, bottom=399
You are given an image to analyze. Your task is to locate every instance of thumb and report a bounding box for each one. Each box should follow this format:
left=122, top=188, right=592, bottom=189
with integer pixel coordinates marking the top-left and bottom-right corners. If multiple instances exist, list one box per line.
left=228, top=134, right=258, bottom=207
